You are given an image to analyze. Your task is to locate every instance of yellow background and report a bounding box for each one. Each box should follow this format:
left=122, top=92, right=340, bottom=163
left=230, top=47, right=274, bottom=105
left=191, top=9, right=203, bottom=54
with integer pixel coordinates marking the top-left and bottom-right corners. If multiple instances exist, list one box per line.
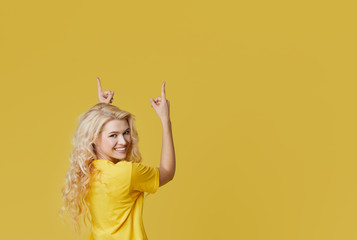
left=0, top=0, right=356, bottom=239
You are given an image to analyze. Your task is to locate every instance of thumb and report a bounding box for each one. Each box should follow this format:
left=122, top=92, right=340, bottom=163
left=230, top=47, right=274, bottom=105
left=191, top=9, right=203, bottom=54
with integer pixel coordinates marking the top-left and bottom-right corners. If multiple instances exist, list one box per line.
left=109, top=93, right=114, bottom=102
left=149, top=98, right=156, bottom=108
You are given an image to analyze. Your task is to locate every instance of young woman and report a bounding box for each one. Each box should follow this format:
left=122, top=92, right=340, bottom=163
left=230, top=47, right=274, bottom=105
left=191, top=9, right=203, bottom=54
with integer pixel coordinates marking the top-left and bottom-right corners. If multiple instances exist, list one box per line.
left=59, top=78, right=176, bottom=240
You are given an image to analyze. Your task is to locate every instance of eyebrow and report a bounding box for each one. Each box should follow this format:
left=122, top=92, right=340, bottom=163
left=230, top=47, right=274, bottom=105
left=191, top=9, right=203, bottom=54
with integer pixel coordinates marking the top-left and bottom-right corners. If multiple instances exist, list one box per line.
left=108, top=128, right=130, bottom=134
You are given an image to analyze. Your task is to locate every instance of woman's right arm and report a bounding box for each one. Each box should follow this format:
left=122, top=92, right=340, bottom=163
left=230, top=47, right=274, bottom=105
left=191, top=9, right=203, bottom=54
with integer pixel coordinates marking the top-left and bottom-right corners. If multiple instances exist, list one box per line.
left=158, top=118, right=175, bottom=187
left=150, top=82, right=176, bottom=187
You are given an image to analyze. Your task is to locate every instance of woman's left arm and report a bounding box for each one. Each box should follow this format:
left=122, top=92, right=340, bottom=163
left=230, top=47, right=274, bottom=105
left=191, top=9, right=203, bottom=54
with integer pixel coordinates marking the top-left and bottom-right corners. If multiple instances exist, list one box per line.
left=97, top=77, right=114, bottom=104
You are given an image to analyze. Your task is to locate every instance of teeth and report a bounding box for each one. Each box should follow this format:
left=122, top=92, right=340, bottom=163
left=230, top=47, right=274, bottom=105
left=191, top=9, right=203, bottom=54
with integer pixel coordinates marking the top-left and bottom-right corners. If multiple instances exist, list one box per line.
left=115, top=148, right=126, bottom=150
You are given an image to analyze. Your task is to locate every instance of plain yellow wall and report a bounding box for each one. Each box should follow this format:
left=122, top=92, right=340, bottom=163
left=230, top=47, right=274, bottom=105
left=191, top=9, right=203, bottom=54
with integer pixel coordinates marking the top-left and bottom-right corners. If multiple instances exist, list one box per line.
left=0, top=0, right=356, bottom=239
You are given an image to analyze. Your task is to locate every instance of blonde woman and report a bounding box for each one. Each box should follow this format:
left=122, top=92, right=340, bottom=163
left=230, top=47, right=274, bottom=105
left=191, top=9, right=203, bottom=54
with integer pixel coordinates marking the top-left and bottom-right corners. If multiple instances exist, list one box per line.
left=60, top=78, right=176, bottom=240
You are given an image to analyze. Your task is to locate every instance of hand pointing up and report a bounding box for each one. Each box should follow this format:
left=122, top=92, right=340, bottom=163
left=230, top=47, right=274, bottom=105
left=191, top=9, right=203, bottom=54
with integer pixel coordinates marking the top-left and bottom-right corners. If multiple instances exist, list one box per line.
left=150, top=81, right=170, bottom=122
left=97, top=77, right=114, bottom=104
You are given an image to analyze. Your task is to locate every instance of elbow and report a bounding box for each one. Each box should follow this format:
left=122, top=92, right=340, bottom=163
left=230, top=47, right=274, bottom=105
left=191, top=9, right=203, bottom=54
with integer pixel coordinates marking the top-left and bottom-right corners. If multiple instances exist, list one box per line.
left=170, top=165, right=175, bottom=181
left=170, top=172, right=175, bottom=181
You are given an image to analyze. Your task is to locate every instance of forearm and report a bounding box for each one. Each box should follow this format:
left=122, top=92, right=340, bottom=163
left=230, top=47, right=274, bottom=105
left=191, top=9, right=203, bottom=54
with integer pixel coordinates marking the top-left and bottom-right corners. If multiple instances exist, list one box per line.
left=160, top=119, right=176, bottom=179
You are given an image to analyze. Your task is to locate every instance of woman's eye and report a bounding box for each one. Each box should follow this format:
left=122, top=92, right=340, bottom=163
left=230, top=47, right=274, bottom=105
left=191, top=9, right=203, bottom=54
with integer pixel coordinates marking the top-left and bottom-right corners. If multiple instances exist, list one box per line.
left=110, top=131, right=129, bottom=137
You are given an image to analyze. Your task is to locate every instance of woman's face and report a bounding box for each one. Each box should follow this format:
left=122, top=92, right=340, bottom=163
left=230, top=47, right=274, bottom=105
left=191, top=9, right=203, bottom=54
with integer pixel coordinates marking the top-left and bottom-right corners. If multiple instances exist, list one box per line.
left=94, top=119, right=132, bottom=162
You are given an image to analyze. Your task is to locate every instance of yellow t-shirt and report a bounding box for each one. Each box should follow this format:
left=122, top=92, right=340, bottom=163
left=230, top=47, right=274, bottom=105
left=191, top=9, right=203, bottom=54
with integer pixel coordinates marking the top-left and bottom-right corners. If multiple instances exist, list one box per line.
left=87, top=159, right=160, bottom=240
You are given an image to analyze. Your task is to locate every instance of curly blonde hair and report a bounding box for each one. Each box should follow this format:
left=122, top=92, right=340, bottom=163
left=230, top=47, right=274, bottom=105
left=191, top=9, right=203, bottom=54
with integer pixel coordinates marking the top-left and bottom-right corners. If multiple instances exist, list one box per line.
left=59, top=103, right=143, bottom=233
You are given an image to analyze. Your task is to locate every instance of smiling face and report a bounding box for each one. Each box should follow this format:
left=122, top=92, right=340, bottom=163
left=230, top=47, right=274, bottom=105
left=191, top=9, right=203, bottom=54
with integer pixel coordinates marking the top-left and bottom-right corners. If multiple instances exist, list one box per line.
left=94, top=119, right=132, bottom=162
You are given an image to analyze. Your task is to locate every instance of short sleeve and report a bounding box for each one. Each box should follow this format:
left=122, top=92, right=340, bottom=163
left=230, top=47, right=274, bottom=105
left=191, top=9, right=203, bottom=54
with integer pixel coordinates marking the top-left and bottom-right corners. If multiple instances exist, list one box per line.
left=131, top=162, right=159, bottom=193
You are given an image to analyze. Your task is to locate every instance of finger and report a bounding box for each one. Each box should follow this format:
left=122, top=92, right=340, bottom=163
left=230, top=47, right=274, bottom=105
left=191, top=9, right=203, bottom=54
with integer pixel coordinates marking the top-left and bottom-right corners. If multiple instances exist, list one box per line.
left=96, top=77, right=103, bottom=93
left=104, top=91, right=110, bottom=97
left=105, top=91, right=114, bottom=99
left=161, top=81, right=166, bottom=99
left=149, top=98, right=156, bottom=108
left=109, top=92, right=114, bottom=100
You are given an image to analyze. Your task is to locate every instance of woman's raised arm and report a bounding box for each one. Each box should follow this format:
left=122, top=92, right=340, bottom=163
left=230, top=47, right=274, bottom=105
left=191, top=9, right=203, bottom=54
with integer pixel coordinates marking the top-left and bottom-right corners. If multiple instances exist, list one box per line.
left=150, top=82, right=176, bottom=187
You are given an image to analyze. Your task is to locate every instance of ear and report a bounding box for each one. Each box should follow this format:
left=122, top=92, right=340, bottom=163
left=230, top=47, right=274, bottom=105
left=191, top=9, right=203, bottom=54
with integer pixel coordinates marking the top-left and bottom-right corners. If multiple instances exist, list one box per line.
left=92, top=137, right=99, bottom=146
left=92, top=138, right=98, bottom=148
left=91, top=142, right=97, bottom=157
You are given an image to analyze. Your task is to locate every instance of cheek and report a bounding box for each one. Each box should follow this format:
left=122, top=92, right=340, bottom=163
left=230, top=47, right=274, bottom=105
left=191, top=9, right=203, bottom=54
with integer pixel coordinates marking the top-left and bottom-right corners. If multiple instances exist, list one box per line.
left=103, top=139, right=115, bottom=148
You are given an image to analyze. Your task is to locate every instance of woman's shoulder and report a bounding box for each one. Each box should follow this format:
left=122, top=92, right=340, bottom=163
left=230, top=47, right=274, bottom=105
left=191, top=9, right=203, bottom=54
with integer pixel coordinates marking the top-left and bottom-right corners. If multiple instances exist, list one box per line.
left=91, top=159, right=133, bottom=180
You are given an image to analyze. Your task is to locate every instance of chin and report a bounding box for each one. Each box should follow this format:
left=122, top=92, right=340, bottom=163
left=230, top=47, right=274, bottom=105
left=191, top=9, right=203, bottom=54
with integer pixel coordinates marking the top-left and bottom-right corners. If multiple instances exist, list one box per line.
left=114, top=155, right=126, bottom=160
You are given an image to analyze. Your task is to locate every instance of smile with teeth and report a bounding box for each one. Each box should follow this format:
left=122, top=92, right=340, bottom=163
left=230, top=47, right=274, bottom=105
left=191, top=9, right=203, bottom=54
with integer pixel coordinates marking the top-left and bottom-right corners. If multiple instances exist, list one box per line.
left=114, top=147, right=126, bottom=152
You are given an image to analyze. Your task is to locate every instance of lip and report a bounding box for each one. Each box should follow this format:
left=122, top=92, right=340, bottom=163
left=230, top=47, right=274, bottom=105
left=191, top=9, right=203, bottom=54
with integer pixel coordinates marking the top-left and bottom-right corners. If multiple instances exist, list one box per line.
left=114, top=147, right=127, bottom=153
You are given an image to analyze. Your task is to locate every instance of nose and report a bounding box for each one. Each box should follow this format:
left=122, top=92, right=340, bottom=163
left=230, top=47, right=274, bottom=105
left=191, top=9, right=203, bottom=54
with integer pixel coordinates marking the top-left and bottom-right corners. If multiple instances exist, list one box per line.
left=117, top=134, right=127, bottom=145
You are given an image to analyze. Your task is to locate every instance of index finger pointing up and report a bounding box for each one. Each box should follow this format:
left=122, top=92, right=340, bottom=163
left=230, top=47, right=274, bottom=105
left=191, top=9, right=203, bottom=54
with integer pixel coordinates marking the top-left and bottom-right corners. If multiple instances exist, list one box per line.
left=97, top=77, right=103, bottom=93
left=161, top=81, right=166, bottom=99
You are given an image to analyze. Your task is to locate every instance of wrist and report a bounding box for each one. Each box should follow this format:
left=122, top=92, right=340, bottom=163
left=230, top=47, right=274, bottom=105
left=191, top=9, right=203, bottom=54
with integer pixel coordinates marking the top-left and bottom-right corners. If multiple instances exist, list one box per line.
left=160, top=118, right=171, bottom=125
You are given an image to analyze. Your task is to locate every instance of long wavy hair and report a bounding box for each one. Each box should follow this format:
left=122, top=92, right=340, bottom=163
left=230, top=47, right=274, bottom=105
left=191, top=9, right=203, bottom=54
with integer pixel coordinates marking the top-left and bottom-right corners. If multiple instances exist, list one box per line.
left=59, top=103, right=143, bottom=233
